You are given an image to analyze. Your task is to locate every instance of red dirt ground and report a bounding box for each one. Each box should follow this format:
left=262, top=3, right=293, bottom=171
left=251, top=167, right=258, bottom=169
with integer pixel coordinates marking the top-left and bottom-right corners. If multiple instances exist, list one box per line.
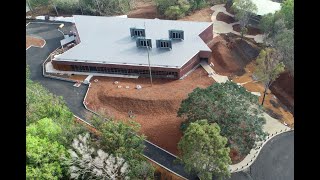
left=179, top=7, right=213, bottom=22
left=26, top=36, right=45, bottom=49
left=270, top=72, right=294, bottom=114
left=208, top=40, right=242, bottom=76
left=127, top=5, right=158, bottom=19
left=231, top=62, right=294, bottom=127
left=216, top=12, right=236, bottom=23
left=86, top=67, right=215, bottom=155
left=232, top=24, right=262, bottom=36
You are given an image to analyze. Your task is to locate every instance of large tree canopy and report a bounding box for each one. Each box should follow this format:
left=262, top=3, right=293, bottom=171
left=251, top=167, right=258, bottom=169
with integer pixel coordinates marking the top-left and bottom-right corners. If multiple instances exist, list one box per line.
left=232, top=0, right=257, bottom=27
left=178, top=120, right=231, bottom=180
left=26, top=118, right=63, bottom=143
left=273, top=29, right=294, bottom=76
left=26, top=67, right=85, bottom=146
left=254, top=48, right=285, bottom=105
left=178, top=81, right=266, bottom=156
left=26, top=134, right=69, bottom=179
left=90, top=116, right=155, bottom=179
left=280, top=0, right=294, bottom=29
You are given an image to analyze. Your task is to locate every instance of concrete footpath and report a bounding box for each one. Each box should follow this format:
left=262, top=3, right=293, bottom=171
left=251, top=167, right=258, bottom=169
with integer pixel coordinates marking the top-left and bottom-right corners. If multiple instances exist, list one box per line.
left=210, top=4, right=264, bottom=43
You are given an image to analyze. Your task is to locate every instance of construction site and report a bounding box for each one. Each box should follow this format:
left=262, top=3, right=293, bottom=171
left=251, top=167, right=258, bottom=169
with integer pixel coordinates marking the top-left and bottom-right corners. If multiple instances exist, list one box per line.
left=41, top=2, right=294, bottom=165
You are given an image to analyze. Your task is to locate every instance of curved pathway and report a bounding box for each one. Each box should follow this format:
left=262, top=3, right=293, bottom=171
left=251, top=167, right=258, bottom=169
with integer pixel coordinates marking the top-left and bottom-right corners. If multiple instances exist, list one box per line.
left=210, top=4, right=264, bottom=43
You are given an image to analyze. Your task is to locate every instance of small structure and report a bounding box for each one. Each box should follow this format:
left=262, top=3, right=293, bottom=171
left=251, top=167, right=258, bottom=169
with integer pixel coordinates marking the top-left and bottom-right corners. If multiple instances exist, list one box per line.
left=136, top=85, right=142, bottom=90
left=84, top=75, right=93, bottom=84
left=117, top=85, right=122, bottom=88
left=125, top=86, right=130, bottom=89
left=114, top=81, right=119, bottom=84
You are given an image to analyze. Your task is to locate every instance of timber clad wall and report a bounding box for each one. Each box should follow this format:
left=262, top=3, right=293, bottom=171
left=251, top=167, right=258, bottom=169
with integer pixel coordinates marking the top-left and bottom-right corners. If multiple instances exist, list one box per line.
left=199, top=24, right=213, bottom=44
left=179, top=53, right=200, bottom=77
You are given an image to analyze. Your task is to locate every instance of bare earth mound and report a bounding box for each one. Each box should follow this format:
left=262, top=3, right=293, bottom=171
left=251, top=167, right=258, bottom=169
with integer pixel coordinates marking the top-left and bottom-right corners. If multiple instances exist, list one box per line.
left=232, top=24, right=262, bottom=36
left=86, top=67, right=214, bottom=155
left=209, top=41, right=242, bottom=75
left=270, top=72, right=294, bottom=114
left=26, top=36, right=45, bottom=49
left=179, top=7, right=213, bottom=22
left=216, top=12, right=236, bottom=23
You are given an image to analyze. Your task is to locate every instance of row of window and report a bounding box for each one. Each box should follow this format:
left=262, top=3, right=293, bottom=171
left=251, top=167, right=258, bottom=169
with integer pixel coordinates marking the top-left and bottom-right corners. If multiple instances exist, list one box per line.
left=70, top=65, right=178, bottom=78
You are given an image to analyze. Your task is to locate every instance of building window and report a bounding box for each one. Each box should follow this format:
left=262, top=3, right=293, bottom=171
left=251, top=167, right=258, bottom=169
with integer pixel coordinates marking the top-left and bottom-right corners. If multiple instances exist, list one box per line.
left=156, top=39, right=172, bottom=49
left=130, top=28, right=145, bottom=37
left=169, top=30, right=184, bottom=40
left=136, top=38, right=152, bottom=48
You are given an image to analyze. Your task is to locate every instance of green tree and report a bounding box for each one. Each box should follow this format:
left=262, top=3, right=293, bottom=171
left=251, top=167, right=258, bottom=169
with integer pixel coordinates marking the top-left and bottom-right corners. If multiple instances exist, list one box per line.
left=157, top=0, right=191, bottom=19
left=26, top=134, right=69, bottom=179
left=96, top=119, right=145, bottom=159
left=232, top=0, right=257, bottom=40
left=26, top=67, right=85, bottom=146
left=129, top=161, right=155, bottom=180
left=280, top=0, right=294, bottom=29
left=259, top=12, right=283, bottom=37
left=254, top=48, right=285, bottom=105
left=91, top=115, right=155, bottom=179
left=178, top=81, right=266, bottom=156
left=188, top=0, right=207, bottom=11
left=178, top=120, right=231, bottom=180
left=26, top=118, right=63, bottom=143
left=273, top=29, right=294, bottom=76
left=156, top=0, right=176, bottom=14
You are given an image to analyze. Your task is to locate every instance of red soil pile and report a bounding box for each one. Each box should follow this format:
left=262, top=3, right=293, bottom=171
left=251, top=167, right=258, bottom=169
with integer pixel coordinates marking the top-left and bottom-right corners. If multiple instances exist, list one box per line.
left=86, top=67, right=214, bottom=155
left=232, top=24, right=262, bottom=36
left=216, top=12, right=236, bottom=23
left=26, top=36, right=45, bottom=49
left=179, top=7, right=213, bottom=22
left=208, top=41, right=242, bottom=76
left=270, top=72, right=294, bottom=113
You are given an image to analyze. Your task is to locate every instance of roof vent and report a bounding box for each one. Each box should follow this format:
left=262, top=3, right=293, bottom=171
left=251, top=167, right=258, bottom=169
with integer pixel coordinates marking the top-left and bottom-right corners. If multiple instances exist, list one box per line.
left=130, top=28, right=145, bottom=37
left=169, top=30, right=184, bottom=40
left=156, top=39, right=172, bottom=50
left=136, top=38, right=152, bottom=48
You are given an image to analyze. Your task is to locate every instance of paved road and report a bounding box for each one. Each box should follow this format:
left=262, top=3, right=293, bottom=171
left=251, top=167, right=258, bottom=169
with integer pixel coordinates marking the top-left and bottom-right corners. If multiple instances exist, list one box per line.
left=26, top=21, right=293, bottom=180
left=249, top=131, right=294, bottom=180
left=226, top=131, right=294, bottom=180
left=26, top=22, right=89, bottom=120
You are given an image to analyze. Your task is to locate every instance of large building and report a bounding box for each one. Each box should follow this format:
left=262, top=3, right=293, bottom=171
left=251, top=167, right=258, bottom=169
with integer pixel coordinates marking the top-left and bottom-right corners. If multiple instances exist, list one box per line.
left=52, top=15, right=213, bottom=79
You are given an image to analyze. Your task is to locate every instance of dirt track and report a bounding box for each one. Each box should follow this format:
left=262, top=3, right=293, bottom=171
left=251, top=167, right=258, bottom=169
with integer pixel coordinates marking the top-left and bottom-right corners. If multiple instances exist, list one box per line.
left=26, top=36, right=45, bottom=49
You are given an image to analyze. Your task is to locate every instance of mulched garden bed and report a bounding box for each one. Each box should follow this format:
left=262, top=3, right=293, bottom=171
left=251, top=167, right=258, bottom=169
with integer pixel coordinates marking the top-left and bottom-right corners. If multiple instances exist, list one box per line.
left=216, top=12, right=236, bottom=23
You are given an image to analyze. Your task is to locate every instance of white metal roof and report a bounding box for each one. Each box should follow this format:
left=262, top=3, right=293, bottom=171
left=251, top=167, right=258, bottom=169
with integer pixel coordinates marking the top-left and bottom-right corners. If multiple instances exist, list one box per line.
left=55, top=15, right=212, bottom=68
left=251, top=0, right=281, bottom=16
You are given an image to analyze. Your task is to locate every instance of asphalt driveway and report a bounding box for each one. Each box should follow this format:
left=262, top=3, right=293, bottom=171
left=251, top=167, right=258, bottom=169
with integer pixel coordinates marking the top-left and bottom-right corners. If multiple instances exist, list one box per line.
left=26, top=22, right=89, bottom=120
